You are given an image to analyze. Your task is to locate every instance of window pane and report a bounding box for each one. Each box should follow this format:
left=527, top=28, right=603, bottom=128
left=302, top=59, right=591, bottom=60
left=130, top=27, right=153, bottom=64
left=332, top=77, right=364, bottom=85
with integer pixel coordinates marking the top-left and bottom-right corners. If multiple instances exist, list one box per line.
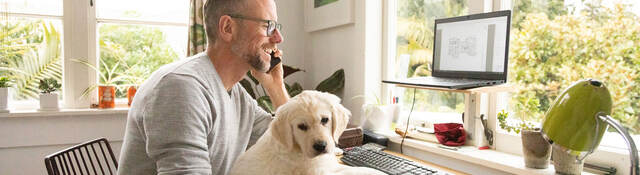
left=98, top=23, right=186, bottom=98
left=508, top=0, right=640, bottom=137
left=3, top=0, right=63, bottom=16
left=0, top=17, right=63, bottom=101
left=96, top=0, right=189, bottom=23
left=394, top=0, right=468, bottom=115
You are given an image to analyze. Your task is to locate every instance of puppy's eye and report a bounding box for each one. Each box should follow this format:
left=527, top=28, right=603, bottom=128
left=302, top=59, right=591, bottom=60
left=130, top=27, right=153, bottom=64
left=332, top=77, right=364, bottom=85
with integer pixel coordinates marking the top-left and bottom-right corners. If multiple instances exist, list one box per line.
left=297, top=124, right=308, bottom=131
left=321, top=117, right=329, bottom=125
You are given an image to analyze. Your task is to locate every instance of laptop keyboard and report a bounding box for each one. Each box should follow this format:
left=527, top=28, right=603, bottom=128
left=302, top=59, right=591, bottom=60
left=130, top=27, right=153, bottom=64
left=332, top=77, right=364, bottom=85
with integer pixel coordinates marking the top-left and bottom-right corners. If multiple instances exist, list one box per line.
left=341, top=146, right=451, bottom=175
left=424, top=77, right=488, bottom=83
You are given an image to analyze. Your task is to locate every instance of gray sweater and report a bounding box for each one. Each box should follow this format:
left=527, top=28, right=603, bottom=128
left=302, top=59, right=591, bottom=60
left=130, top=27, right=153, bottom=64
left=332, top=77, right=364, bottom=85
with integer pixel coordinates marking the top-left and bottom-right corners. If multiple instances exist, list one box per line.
left=118, top=53, right=273, bottom=175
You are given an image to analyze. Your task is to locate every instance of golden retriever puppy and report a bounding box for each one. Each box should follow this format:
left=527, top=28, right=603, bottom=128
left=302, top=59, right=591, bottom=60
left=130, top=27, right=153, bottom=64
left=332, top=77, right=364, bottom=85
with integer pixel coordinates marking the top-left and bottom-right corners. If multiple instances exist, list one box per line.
left=229, top=90, right=385, bottom=175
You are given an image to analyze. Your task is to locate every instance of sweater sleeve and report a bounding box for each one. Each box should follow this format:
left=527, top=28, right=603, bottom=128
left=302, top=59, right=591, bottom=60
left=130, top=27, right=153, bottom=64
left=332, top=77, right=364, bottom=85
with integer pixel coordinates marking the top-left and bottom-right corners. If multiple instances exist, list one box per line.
left=142, top=74, right=213, bottom=175
left=244, top=90, right=274, bottom=148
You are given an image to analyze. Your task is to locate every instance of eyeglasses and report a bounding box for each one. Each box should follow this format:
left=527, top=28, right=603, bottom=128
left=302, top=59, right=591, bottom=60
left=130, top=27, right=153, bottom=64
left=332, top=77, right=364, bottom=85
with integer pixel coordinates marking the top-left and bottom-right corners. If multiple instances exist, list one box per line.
left=228, top=14, right=282, bottom=36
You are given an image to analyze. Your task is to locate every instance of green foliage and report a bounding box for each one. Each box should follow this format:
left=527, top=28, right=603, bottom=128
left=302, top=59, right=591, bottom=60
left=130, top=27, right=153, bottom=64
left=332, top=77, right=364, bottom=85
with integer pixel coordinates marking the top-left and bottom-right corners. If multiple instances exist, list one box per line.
left=0, top=19, right=62, bottom=100
left=509, top=3, right=640, bottom=133
left=38, top=78, right=61, bottom=94
left=0, top=77, right=11, bottom=88
left=241, top=67, right=345, bottom=113
left=497, top=110, right=535, bottom=134
left=72, top=57, right=138, bottom=98
left=511, top=0, right=567, bottom=29
left=315, top=69, right=345, bottom=94
left=99, top=24, right=178, bottom=98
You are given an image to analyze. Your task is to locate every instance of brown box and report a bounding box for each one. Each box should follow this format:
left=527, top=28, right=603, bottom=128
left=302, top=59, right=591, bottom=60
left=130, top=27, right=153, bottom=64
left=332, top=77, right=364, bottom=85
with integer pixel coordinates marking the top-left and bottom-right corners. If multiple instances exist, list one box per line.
left=337, top=127, right=363, bottom=148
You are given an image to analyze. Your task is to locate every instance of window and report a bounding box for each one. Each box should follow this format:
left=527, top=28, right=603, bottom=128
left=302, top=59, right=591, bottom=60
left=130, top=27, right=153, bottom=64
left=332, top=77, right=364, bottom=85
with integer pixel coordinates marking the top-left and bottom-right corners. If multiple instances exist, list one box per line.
left=1, top=0, right=63, bottom=101
left=504, top=0, right=640, bottom=149
left=1, top=0, right=189, bottom=108
left=393, top=0, right=468, bottom=123
left=96, top=0, right=188, bottom=98
left=388, top=0, right=640, bottom=160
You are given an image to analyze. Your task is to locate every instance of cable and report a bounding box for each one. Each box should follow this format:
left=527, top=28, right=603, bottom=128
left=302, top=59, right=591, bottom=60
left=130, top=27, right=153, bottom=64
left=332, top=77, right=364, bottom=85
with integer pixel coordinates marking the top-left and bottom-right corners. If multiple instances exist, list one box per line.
left=400, top=88, right=417, bottom=154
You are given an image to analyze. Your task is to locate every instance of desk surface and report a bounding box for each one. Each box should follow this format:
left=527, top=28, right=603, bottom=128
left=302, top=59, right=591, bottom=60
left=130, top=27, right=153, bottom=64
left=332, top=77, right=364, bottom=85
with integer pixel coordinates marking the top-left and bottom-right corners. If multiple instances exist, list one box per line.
left=339, top=150, right=468, bottom=175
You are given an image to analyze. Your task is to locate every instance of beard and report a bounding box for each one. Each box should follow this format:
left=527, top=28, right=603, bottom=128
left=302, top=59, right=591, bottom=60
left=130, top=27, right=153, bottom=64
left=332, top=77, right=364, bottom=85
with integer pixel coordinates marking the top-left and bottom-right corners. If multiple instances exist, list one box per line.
left=231, top=35, right=269, bottom=72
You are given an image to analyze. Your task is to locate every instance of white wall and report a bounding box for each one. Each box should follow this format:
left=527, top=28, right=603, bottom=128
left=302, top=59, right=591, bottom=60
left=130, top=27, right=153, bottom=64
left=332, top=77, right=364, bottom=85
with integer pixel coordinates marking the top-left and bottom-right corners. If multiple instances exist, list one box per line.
left=275, top=0, right=306, bottom=87
left=305, top=0, right=383, bottom=122
left=0, top=112, right=127, bottom=175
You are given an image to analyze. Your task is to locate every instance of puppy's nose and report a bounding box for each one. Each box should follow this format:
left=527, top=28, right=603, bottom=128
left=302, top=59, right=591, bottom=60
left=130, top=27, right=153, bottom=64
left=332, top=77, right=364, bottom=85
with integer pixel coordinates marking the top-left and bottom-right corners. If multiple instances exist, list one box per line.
left=313, top=141, right=327, bottom=152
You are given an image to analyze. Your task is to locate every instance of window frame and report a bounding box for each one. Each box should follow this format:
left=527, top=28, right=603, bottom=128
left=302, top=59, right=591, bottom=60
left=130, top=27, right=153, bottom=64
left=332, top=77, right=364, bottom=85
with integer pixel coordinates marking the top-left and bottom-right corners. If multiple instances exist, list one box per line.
left=3, top=0, right=188, bottom=109
left=383, top=0, right=636, bottom=173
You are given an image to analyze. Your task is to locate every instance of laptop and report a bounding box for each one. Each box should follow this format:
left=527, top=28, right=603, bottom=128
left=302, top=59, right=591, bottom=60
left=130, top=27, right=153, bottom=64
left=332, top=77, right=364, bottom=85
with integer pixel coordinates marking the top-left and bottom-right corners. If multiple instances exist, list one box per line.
left=384, top=10, right=512, bottom=90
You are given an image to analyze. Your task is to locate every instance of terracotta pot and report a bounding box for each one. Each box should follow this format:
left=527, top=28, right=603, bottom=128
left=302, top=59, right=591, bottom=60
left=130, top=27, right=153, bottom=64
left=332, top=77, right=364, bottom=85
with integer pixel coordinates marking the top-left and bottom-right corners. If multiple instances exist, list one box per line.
left=127, top=86, right=137, bottom=106
left=98, top=85, right=115, bottom=108
left=39, top=93, right=59, bottom=111
left=521, top=128, right=551, bottom=169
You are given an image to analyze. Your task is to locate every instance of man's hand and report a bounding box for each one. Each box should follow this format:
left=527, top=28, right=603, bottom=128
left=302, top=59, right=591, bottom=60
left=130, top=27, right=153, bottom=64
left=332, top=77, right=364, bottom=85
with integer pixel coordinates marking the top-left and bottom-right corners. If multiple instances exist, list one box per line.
left=251, top=49, right=289, bottom=109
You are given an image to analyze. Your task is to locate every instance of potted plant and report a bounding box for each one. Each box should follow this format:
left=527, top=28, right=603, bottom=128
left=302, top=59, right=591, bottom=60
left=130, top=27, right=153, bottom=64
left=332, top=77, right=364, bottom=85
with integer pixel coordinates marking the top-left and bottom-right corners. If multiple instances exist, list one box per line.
left=239, top=66, right=345, bottom=113
left=354, top=94, right=400, bottom=131
left=497, top=110, right=551, bottom=169
left=121, top=65, right=149, bottom=106
left=38, top=78, right=61, bottom=111
left=0, top=76, right=11, bottom=113
left=73, top=58, right=139, bottom=108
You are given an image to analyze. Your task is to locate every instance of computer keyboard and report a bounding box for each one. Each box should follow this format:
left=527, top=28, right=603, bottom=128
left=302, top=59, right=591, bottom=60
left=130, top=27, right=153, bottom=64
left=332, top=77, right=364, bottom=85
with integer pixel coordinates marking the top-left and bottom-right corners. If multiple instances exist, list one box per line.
left=341, top=146, right=451, bottom=175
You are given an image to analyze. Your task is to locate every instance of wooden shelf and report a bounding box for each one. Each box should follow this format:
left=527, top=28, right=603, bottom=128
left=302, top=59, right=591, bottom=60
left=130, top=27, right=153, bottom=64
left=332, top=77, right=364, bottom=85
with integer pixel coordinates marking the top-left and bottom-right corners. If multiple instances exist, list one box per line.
left=388, top=82, right=514, bottom=94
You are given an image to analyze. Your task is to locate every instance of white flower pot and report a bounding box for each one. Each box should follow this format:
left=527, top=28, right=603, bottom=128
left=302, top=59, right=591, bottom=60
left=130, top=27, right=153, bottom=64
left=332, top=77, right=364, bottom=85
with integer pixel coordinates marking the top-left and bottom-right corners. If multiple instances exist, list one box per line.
left=0, top=88, right=8, bottom=113
left=39, top=93, right=59, bottom=111
left=361, top=104, right=400, bottom=132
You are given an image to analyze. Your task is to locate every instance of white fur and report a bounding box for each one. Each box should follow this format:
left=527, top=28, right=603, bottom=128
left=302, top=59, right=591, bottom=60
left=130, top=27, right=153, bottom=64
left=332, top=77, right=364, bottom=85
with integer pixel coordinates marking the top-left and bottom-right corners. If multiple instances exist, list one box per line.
left=229, top=91, right=385, bottom=175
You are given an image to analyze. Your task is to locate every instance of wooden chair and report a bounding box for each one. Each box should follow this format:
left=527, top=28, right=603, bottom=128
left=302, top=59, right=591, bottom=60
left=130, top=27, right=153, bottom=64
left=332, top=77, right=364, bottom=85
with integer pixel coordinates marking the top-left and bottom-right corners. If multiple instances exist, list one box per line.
left=44, top=138, right=118, bottom=175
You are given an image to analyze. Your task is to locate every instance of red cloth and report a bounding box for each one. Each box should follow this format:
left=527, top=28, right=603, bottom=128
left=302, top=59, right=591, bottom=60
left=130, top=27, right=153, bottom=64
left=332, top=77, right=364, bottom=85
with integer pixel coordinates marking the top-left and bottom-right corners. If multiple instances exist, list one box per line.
left=434, top=123, right=466, bottom=146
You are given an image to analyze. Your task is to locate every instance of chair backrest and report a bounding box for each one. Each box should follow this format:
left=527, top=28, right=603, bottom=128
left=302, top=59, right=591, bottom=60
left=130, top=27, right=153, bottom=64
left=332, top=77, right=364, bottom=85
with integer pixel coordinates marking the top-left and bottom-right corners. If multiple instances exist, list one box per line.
left=44, top=138, right=118, bottom=175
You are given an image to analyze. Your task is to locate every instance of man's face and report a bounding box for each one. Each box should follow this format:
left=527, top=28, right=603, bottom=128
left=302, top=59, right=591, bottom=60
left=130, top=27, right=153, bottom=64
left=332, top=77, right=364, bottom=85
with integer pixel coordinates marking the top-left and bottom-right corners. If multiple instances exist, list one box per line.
left=230, top=0, right=283, bottom=72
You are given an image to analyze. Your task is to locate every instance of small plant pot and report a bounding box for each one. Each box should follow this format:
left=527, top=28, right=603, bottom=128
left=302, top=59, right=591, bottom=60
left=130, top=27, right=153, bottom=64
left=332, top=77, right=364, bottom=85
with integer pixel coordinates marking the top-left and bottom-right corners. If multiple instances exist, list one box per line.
left=98, top=85, right=116, bottom=109
left=0, top=87, right=8, bottom=113
left=361, top=104, right=399, bottom=131
left=552, top=145, right=584, bottom=175
left=127, top=86, right=137, bottom=106
left=39, top=93, right=59, bottom=111
left=521, top=128, right=551, bottom=169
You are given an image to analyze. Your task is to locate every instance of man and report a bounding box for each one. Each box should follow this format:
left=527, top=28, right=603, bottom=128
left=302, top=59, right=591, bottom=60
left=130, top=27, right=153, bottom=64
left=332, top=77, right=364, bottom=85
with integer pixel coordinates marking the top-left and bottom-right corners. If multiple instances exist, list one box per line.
left=117, top=0, right=288, bottom=174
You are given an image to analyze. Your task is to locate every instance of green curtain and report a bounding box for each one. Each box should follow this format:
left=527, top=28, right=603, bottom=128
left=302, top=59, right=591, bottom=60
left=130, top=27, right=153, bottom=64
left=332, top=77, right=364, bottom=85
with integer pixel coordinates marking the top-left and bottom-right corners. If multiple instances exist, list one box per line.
left=188, top=0, right=207, bottom=56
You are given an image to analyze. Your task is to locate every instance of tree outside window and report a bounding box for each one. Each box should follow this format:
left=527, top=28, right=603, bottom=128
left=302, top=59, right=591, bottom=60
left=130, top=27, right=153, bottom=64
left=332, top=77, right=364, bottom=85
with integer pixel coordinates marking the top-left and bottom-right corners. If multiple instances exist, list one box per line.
left=508, top=0, right=640, bottom=135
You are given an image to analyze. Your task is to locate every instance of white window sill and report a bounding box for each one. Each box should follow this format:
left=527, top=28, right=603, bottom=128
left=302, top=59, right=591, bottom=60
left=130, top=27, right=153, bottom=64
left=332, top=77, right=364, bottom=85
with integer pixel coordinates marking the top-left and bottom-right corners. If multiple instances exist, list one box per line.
left=0, top=107, right=129, bottom=118
left=374, top=130, right=598, bottom=175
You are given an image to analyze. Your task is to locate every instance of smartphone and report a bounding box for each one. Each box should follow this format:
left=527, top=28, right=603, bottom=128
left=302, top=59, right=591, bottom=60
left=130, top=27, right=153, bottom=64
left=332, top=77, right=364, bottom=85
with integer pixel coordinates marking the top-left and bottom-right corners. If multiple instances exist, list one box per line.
left=267, top=51, right=281, bottom=73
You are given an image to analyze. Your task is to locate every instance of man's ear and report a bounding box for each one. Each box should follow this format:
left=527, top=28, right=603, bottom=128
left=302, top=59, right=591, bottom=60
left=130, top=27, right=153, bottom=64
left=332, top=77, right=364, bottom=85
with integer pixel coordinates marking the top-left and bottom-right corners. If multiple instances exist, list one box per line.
left=271, top=104, right=297, bottom=151
left=218, top=15, right=234, bottom=42
left=331, top=104, right=351, bottom=144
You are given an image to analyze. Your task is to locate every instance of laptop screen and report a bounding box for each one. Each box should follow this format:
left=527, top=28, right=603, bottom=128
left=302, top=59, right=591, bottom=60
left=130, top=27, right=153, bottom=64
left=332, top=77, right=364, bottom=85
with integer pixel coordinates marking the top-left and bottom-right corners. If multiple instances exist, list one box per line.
left=432, top=10, right=511, bottom=80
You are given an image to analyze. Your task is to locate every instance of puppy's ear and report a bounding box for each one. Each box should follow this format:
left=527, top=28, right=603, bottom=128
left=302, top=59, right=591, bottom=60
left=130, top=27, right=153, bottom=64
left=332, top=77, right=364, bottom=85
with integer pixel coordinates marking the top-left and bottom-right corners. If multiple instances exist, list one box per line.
left=331, top=104, right=351, bottom=144
left=271, top=103, right=296, bottom=151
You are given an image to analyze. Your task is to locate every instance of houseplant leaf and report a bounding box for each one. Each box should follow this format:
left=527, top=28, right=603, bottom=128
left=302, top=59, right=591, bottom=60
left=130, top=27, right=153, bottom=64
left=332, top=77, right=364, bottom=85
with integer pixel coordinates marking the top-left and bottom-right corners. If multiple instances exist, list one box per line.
left=7, top=22, right=62, bottom=100
left=257, top=96, right=274, bottom=113
left=315, top=69, right=345, bottom=94
left=283, top=65, right=303, bottom=79
left=288, top=82, right=303, bottom=97
left=246, top=72, right=259, bottom=85
left=239, top=79, right=256, bottom=99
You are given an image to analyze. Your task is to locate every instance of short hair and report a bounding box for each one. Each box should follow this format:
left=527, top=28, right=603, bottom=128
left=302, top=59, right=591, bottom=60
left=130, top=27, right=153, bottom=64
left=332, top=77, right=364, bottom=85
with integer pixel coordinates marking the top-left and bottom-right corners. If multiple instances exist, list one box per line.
left=203, top=0, right=248, bottom=45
